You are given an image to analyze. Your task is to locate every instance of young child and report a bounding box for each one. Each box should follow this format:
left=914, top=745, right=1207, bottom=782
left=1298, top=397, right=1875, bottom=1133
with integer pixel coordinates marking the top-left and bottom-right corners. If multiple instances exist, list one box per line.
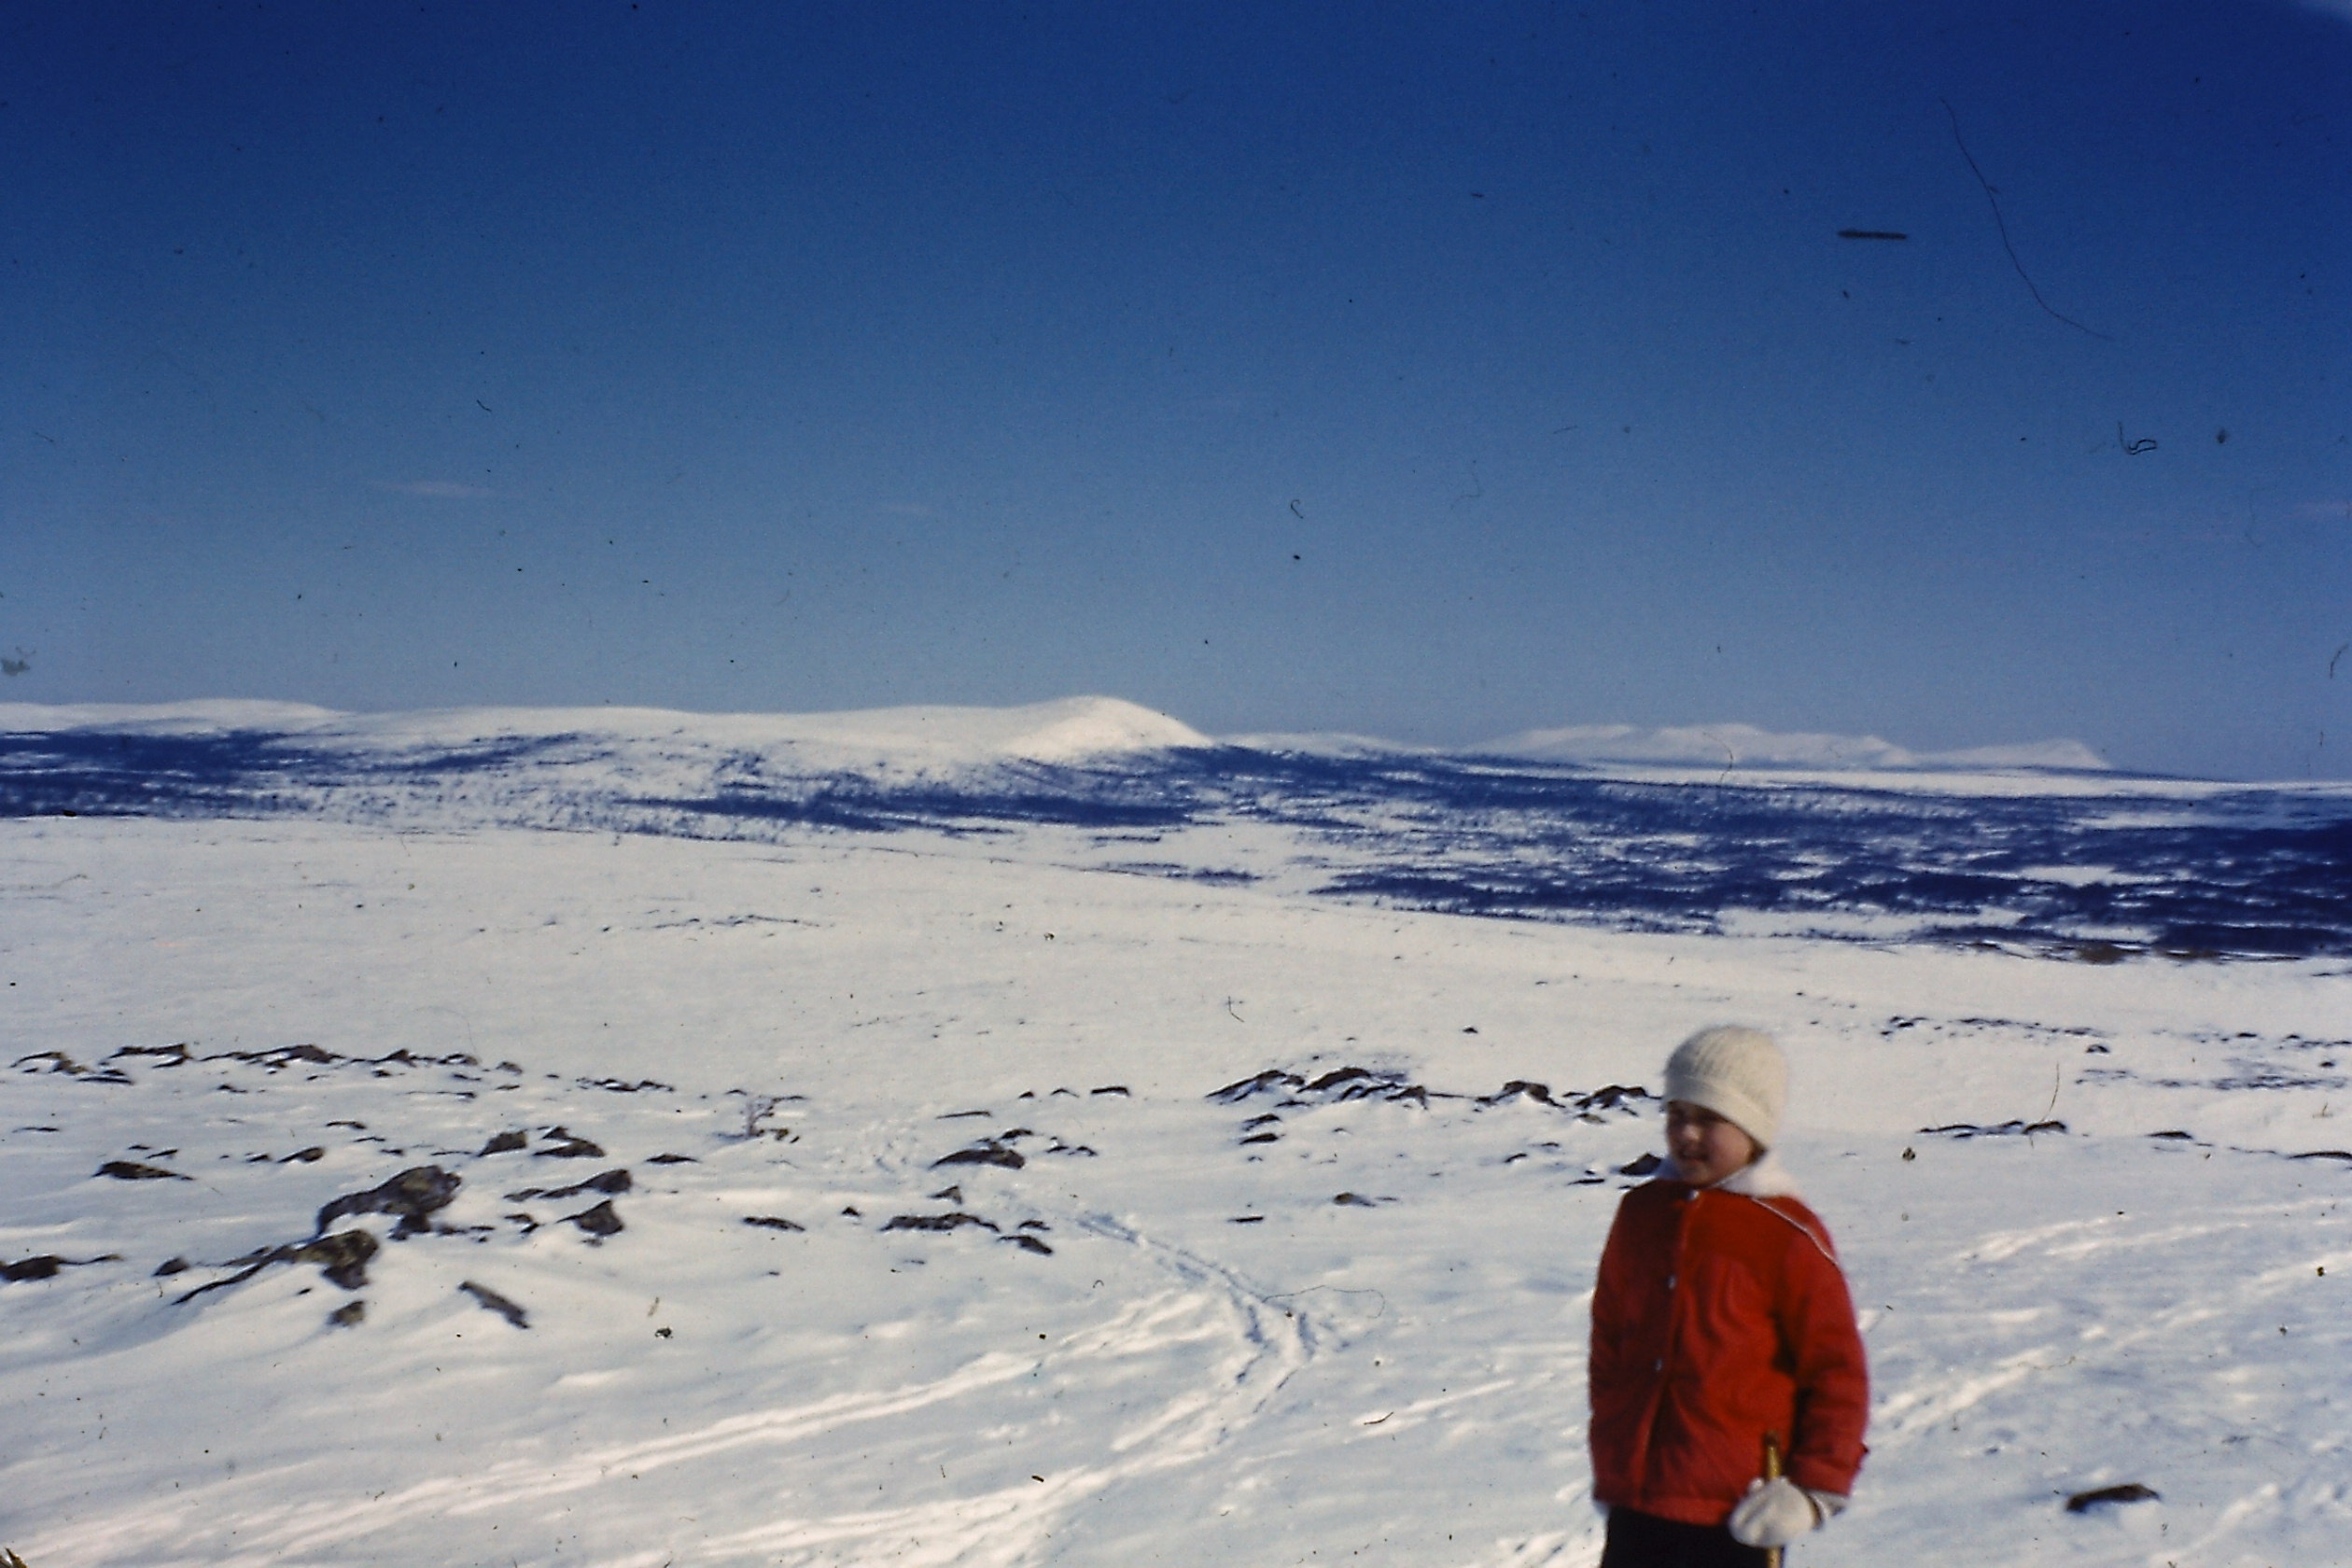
left=1589, top=1026, right=1869, bottom=1567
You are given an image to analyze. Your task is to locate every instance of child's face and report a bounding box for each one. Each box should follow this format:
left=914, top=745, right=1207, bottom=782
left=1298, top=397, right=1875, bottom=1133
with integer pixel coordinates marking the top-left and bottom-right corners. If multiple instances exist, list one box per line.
left=1665, top=1099, right=1758, bottom=1186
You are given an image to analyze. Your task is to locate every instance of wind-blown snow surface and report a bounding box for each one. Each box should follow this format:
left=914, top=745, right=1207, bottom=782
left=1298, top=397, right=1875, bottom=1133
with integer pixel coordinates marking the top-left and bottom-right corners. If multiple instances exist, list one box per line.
left=3, top=702, right=2350, bottom=1567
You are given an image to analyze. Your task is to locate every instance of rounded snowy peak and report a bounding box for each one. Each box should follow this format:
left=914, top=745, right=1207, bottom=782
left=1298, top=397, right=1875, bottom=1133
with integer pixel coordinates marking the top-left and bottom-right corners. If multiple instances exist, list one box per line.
left=0, top=694, right=1212, bottom=787
left=1481, top=721, right=2109, bottom=774
left=731, top=695, right=1210, bottom=766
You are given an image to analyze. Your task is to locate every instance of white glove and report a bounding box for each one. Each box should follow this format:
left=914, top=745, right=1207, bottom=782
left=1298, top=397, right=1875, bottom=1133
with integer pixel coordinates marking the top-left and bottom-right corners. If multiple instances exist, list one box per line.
left=1728, top=1477, right=1821, bottom=1548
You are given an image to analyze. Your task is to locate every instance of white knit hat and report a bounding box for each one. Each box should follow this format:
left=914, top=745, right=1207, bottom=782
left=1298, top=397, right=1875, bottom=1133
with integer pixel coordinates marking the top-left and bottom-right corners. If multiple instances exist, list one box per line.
left=1663, top=1026, right=1788, bottom=1149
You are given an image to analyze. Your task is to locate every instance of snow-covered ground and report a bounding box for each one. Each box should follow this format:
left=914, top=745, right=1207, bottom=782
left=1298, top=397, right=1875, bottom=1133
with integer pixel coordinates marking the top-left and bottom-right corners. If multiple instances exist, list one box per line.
left=3, top=702, right=2348, bottom=1566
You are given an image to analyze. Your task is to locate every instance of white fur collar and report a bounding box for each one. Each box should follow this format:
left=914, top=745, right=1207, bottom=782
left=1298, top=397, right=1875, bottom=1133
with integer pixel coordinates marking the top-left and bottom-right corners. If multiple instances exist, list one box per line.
left=1659, top=1149, right=1802, bottom=1197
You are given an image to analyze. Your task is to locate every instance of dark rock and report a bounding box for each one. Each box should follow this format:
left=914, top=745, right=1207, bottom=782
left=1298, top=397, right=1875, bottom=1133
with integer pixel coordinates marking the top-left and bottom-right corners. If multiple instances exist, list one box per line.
left=217, top=1043, right=342, bottom=1070
left=370, top=1047, right=477, bottom=1070
left=458, top=1280, right=529, bottom=1327
left=17, top=1049, right=95, bottom=1076
left=536, top=1127, right=605, bottom=1159
left=743, top=1215, right=805, bottom=1231
left=316, top=1166, right=461, bottom=1237
left=1619, top=1153, right=1663, bottom=1177
left=1215, top=1065, right=1436, bottom=1108
left=1574, top=1085, right=1653, bottom=1115
left=929, top=1185, right=964, bottom=1203
left=647, top=1153, right=696, bottom=1164
left=1001, top=1233, right=1053, bottom=1254
left=3, top=1252, right=116, bottom=1282
left=1044, top=1141, right=1096, bottom=1156
left=1228, top=1214, right=1265, bottom=1224
left=933, top=1143, right=1025, bottom=1169
left=328, top=1299, right=366, bottom=1328
left=2065, top=1483, right=2160, bottom=1512
left=506, top=1168, right=632, bottom=1201
left=292, top=1229, right=380, bottom=1290
left=1481, top=1081, right=1557, bottom=1106
left=284, top=1146, right=326, bottom=1163
left=1209, top=1069, right=1304, bottom=1104
left=96, top=1159, right=188, bottom=1181
left=174, top=1264, right=261, bottom=1304
left=1090, top=1085, right=1130, bottom=1097
left=1241, top=1132, right=1280, bottom=1145
left=112, top=1043, right=194, bottom=1066
left=881, top=1212, right=998, bottom=1233
left=479, top=1130, right=528, bottom=1155
left=154, top=1256, right=190, bottom=1276
left=565, top=1199, right=623, bottom=1237
left=1333, top=1192, right=1377, bottom=1207
left=175, top=1228, right=376, bottom=1303
left=1919, top=1121, right=2066, bottom=1140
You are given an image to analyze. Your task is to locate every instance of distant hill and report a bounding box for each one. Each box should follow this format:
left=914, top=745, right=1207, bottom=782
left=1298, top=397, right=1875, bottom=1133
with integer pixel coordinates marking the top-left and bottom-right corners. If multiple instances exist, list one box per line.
left=1480, top=721, right=2109, bottom=774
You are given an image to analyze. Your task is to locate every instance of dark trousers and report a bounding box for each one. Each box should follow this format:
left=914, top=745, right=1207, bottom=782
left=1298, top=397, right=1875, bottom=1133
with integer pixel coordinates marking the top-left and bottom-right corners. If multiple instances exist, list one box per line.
left=1598, top=1506, right=1771, bottom=1568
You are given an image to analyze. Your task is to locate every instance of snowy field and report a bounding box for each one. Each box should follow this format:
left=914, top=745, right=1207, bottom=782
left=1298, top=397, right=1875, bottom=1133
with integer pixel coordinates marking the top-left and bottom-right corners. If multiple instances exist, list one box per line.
left=4, top=700, right=2350, bottom=1567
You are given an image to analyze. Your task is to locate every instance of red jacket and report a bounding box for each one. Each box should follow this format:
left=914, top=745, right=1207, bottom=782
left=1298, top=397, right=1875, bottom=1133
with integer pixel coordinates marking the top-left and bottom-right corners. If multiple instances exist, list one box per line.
left=1589, top=1156, right=1869, bottom=1526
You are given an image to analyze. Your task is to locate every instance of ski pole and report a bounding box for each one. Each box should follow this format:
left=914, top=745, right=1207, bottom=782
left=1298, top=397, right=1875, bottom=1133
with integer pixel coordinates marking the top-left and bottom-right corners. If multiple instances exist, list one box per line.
left=1761, top=1431, right=1785, bottom=1568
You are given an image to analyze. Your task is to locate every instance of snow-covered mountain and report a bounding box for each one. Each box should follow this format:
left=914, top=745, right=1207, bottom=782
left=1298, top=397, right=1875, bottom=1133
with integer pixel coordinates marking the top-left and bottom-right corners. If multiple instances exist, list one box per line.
left=0, top=694, right=1207, bottom=772
left=1480, top=721, right=2110, bottom=773
left=4, top=697, right=2345, bottom=959
left=0, top=700, right=2113, bottom=776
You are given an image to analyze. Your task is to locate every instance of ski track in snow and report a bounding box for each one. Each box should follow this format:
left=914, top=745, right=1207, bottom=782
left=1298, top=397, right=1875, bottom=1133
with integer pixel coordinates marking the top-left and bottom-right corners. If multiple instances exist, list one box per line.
left=1, top=1032, right=1339, bottom=1568
left=63, top=1351, right=1041, bottom=1566
left=80, top=1286, right=1292, bottom=1568
left=693, top=1224, right=1313, bottom=1568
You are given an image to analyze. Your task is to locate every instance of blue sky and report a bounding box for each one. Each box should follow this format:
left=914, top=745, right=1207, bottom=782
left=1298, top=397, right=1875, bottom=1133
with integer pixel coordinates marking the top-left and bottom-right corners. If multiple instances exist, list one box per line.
left=4, top=0, right=2347, bottom=777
